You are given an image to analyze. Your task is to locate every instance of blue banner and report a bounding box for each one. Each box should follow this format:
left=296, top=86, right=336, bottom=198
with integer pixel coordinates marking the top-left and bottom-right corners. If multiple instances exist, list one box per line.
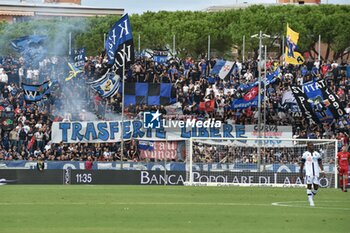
left=11, top=35, right=47, bottom=67
left=154, top=55, right=168, bottom=64
left=238, top=68, right=279, bottom=91
left=22, top=81, right=51, bottom=102
left=292, top=79, right=346, bottom=124
left=89, top=71, right=121, bottom=98
left=210, top=60, right=234, bottom=79
left=123, top=82, right=176, bottom=106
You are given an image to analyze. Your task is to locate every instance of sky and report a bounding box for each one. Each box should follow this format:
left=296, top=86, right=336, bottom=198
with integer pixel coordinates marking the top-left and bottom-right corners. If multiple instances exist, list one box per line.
left=0, top=0, right=349, bottom=14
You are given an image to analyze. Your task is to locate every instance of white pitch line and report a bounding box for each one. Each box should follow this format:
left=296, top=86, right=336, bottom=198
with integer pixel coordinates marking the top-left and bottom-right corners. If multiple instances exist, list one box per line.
left=0, top=202, right=270, bottom=207
left=271, top=201, right=350, bottom=211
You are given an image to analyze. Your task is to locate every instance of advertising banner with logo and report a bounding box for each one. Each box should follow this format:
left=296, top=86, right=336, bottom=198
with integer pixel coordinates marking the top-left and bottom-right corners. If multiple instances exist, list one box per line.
left=0, top=170, right=338, bottom=187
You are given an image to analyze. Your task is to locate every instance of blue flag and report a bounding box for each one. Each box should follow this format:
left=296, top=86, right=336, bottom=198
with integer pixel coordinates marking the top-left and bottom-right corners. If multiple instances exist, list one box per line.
left=138, top=141, right=154, bottom=151
left=292, top=79, right=346, bottom=125
left=231, top=86, right=262, bottom=109
left=11, top=35, right=47, bottom=67
left=105, top=14, right=134, bottom=71
left=238, top=68, right=279, bottom=91
left=89, top=71, right=121, bottom=98
left=22, top=81, right=51, bottom=102
left=121, top=83, right=176, bottom=106
left=231, top=95, right=261, bottom=109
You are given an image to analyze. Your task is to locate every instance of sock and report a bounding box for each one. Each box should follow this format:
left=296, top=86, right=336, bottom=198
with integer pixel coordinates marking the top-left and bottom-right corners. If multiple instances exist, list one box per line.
left=344, top=176, right=348, bottom=189
left=340, top=177, right=344, bottom=189
left=312, top=189, right=317, bottom=196
left=307, top=189, right=313, bottom=201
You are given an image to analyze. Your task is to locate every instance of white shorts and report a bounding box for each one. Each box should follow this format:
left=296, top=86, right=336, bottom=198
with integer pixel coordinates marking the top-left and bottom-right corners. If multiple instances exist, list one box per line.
left=306, top=176, right=319, bottom=185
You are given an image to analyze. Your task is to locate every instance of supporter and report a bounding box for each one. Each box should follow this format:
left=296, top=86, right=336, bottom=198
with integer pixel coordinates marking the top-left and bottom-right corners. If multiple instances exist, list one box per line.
left=0, top=52, right=348, bottom=165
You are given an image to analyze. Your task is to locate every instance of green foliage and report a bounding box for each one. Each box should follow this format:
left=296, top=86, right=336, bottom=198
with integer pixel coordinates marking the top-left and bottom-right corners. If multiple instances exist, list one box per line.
left=0, top=4, right=349, bottom=60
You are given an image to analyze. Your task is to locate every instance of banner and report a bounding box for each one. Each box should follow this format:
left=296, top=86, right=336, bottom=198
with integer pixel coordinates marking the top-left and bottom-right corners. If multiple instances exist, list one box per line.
left=291, top=79, right=345, bottom=125
left=153, top=50, right=169, bottom=64
left=0, top=161, right=336, bottom=173
left=285, top=25, right=305, bottom=65
left=89, top=71, right=121, bottom=98
left=210, top=60, right=234, bottom=79
left=51, top=120, right=292, bottom=145
left=140, top=141, right=178, bottom=160
left=22, top=81, right=51, bottom=102
left=105, top=14, right=134, bottom=73
left=123, top=82, right=176, bottom=106
left=71, top=47, right=86, bottom=68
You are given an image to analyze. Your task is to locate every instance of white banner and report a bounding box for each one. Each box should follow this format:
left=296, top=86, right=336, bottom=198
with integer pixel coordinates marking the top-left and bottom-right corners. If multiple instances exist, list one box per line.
left=51, top=120, right=292, bottom=146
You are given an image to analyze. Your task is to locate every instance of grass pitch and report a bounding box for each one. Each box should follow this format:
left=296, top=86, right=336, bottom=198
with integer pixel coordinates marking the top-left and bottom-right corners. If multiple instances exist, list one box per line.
left=0, top=185, right=349, bottom=233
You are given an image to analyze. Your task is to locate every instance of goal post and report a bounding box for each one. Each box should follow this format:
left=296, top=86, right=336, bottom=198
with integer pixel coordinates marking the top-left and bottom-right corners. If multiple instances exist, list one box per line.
left=185, top=137, right=338, bottom=188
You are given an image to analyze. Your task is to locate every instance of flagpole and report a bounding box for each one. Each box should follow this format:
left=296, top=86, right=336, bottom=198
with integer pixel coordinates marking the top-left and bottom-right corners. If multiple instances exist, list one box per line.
left=68, top=32, right=72, bottom=56
left=121, top=43, right=126, bottom=167
left=318, top=34, right=321, bottom=61
left=263, top=45, right=267, bottom=172
left=263, top=45, right=267, bottom=133
left=173, top=34, right=176, bottom=57
left=282, top=33, right=285, bottom=65
left=103, top=33, right=106, bottom=47
left=242, top=35, right=245, bottom=62
left=208, top=35, right=211, bottom=60
left=138, top=34, right=141, bottom=55
left=257, top=30, right=262, bottom=172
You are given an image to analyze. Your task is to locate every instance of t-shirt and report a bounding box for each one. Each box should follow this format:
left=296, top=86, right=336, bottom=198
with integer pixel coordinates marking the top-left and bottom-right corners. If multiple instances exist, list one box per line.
left=337, top=152, right=350, bottom=169
left=302, top=150, right=322, bottom=177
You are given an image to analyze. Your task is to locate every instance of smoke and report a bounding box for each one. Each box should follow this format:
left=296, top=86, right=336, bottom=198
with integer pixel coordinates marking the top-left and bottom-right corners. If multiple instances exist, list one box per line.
left=52, top=77, right=99, bottom=122
left=0, top=16, right=89, bottom=56
left=0, top=15, right=101, bottom=121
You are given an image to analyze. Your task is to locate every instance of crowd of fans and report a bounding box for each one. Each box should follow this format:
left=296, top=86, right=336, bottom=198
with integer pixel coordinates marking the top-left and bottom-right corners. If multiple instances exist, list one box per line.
left=0, top=51, right=349, bottom=164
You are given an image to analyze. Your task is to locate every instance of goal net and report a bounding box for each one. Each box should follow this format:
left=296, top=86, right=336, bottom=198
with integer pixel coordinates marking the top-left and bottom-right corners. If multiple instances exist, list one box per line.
left=184, top=138, right=338, bottom=188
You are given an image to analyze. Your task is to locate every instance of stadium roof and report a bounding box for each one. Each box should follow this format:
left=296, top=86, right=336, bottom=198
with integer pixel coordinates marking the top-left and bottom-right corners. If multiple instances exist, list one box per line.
left=0, top=1, right=124, bottom=18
